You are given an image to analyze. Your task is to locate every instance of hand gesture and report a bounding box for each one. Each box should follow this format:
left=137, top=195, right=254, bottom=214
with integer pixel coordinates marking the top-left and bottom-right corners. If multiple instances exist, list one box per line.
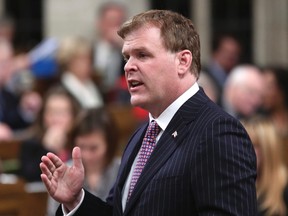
left=40, top=147, right=84, bottom=211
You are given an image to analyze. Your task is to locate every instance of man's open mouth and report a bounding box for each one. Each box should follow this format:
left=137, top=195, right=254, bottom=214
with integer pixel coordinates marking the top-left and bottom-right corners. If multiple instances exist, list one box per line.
left=130, top=81, right=143, bottom=88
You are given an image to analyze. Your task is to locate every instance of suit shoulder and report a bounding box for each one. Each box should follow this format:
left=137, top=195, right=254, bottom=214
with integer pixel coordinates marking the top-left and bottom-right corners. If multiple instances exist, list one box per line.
left=198, top=97, right=237, bottom=123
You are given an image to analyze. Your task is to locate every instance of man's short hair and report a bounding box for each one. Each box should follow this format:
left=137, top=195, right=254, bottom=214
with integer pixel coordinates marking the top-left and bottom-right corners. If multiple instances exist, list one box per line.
left=117, top=10, right=201, bottom=78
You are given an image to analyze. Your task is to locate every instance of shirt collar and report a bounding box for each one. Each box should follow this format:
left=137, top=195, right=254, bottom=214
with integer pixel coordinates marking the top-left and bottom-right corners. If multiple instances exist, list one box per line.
left=149, top=82, right=199, bottom=131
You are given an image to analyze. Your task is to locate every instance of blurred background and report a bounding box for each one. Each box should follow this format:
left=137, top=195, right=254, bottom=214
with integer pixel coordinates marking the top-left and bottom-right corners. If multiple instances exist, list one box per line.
left=0, top=0, right=287, bottom=67
left=0, top=0, right=287, bottom=215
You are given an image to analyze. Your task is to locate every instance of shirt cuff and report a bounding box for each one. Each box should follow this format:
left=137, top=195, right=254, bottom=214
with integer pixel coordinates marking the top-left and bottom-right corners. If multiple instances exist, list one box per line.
left=62, top=189, right=85, bottom=216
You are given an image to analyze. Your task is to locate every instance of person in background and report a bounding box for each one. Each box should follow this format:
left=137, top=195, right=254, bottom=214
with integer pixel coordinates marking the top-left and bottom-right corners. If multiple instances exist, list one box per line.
left=56, top=36, right=104, bottom=109
left=93, top=1, right=127, bottom=103
left=19, top=86, right=80, bottom=182
left=221, top=64, right=264, bottom=119
left=242, top=116, right=288, bottom=216
left=202, top=34, right=242, bottom=103
left=73, top=107, right=120, bottom=199
left=0, top=15, right=15, bottom=43
left=197, top=70, right=218, bottom=102
left=0, top=15, right=34, bottom=94
left=261, top=67, right=288, bottom=168
left=47, top=108, right=120, bottom=215
left=0, top=39, right=41, bottom=140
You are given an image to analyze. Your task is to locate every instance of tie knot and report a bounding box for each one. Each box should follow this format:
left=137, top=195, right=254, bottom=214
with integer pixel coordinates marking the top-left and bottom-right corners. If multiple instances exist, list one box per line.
left=146, top=120, right=160, bottom=139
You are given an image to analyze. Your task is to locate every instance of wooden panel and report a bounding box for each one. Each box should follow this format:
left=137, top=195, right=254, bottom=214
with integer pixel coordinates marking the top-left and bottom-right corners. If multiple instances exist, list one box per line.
left=20, top=191, right=48, bottom=216
left=0, top=140, right=21, bottom=160
left=0, top=140, right=21, bottom=173
left=0, top=180, right=49, bottom=216
left=0, top=180, right=26, bottom=216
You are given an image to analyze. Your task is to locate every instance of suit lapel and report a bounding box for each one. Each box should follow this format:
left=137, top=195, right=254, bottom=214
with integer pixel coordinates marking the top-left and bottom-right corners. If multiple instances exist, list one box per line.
left=124, top=114, right=189, bottom=215
left=112, top=124, right=148, bottom=215
left=124, top=89, right=209, bottom=215
left=117, top=124, right=148, bottom=188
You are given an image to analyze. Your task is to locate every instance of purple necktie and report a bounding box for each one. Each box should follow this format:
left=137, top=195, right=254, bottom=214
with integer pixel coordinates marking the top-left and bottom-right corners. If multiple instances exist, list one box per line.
left=127, top=120, right=160, bottom=200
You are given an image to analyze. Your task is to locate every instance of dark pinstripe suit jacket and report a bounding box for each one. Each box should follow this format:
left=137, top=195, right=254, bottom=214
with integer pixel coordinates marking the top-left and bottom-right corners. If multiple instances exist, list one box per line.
left=57, top=89, right=257, bottom=216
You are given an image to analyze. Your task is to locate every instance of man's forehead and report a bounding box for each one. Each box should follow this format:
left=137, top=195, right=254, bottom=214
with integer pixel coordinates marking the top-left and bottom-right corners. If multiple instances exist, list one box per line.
left=122, top=23, right=161, bottom=39
left=123, top=26, right=161, bottom=43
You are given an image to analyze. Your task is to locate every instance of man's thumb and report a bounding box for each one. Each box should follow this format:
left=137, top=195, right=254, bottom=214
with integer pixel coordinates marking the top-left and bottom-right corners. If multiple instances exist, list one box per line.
left=72, top=146, right=83, bottom=169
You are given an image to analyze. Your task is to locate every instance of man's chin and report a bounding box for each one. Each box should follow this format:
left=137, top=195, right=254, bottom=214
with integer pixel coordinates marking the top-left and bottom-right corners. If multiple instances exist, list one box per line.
left=130, top=98, right=146, bottom=109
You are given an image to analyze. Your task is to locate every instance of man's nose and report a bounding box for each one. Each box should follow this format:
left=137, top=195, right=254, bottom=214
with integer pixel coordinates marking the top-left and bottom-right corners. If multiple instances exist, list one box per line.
left=124, top=58, right=137, bottom=73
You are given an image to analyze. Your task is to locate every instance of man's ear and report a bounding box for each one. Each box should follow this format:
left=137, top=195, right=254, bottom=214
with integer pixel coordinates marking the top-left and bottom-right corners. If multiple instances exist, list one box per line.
left=176, top=50, right=192, bottom=76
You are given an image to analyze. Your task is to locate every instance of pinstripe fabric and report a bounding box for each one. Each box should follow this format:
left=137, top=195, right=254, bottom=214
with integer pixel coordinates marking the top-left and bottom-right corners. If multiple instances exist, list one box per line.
left=57, top=89, right=257, bottom=216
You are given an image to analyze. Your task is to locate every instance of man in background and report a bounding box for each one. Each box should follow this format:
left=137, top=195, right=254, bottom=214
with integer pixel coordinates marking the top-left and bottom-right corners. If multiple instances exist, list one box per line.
left=221, top=64, right=264, bottom=119
left=93, top=2, right=127, bottom=102
left=202, top=34, right=242, bottom=103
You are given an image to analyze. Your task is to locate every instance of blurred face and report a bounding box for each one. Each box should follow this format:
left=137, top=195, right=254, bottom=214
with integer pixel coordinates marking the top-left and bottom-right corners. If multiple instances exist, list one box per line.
left=262, top=71, right=282, bottom=111
left=99, top=7, right=125, bottom=46
left=69, top=51, right=92, bottom=81
left=75, top=131, right=107, bottom=171
left=0, top=42, right=14, bottom=85
left=214, top=38, right=241, bottom=73
left=43, top=95, right=73, bottom=131
left=0, top=26, right=14, bottom=42
left=233, top=72, right=264, bottom=116
left=122, top=25, right=181, bottom=117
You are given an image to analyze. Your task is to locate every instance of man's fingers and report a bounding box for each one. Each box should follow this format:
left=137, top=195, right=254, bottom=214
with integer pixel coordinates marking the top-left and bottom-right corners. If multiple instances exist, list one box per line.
left=40, top=162, right=53, bottom=180
left=41, top=155, right=57, bottom=174
left=47, top=152, right=64, bottom=169
left=72, top=147, right=83, bottom=170
left=40, top=173, right=54, bottom=194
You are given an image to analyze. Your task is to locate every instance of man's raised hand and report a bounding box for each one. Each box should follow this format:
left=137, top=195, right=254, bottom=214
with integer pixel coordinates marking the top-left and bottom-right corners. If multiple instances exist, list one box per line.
left=40, top=147, right=85, bottom=211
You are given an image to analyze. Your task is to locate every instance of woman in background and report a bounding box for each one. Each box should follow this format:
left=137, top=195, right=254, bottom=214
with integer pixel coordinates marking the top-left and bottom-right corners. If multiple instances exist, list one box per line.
left=72, top=108, right=120, bottom=198
left=261, top=67, right=288, bottom=168
left=242, top=116, right=288, bottom=216
left=47, top=107, right=120, bottom=215
left=56, top=36, right=104, bottom=109
left=19, top=86, right=80, bottom=182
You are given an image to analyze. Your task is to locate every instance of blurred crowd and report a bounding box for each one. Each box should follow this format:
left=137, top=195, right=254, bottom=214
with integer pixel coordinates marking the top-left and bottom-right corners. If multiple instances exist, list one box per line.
left=0, top=2, right=288, bottom=216
left=0, top=2, right=148, bottom=141
left=0, top=2, right=144, bottom=215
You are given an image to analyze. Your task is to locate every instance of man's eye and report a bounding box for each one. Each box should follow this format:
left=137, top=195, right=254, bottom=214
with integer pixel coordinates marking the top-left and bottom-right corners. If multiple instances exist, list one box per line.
left=123, top=56, right=129, bottom=62
left=138, top=52, right=147, bottom=59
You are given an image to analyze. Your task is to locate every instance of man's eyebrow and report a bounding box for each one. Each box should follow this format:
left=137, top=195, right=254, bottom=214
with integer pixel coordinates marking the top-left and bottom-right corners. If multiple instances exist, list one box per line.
left=122, top=46, right=148, bottom=55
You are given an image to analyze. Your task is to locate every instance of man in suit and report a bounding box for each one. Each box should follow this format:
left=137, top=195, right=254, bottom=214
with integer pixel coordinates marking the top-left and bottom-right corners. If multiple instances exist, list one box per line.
left=40, top=10, right=257, bottom=215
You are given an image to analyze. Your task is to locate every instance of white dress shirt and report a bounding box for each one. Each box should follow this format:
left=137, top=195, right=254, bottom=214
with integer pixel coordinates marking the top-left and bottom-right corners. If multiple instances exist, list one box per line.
left=63, top=82, right=200, bottom=215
